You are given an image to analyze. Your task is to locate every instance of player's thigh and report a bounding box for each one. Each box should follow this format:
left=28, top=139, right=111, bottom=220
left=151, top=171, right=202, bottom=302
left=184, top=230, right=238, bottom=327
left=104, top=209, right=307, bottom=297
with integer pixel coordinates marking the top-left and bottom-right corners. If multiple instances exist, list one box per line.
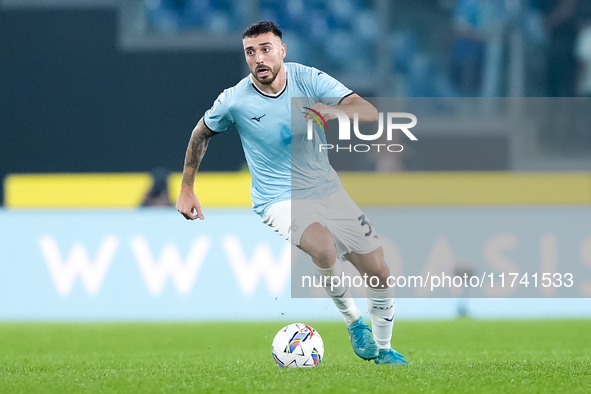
left=323, top=188, right=381, bottom=258
left=262, top=199, right=330, bottom=250
left=299, top=222, right=337, bottom=268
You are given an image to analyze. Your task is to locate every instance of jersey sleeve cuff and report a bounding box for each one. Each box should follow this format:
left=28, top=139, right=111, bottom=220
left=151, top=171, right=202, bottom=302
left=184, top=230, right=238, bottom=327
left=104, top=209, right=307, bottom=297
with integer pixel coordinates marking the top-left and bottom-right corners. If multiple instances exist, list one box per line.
left=337, top=91, right=355, bottom=104
left=203, top=118, right=223, bottom=134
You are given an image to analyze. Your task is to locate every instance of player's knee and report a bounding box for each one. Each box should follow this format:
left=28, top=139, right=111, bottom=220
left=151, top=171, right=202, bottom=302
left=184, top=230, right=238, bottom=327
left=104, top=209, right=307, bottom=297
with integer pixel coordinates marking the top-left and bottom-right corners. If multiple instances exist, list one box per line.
left=376, top=264, right=390, bottom=282
left=310, top=243, right=337, bottom=267
left=368, top=263, right=390, bottom=284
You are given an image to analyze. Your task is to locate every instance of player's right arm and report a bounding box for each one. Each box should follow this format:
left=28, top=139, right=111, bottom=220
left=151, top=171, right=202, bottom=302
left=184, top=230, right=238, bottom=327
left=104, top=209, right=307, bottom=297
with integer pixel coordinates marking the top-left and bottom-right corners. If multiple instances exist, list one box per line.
left=176, top=118, right=215, bottom=220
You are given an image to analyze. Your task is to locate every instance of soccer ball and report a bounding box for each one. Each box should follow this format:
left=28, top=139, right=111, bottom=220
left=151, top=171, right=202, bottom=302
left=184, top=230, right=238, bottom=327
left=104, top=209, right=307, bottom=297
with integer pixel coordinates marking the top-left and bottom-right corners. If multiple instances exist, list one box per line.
left=271, top=323, right=324, bottom=368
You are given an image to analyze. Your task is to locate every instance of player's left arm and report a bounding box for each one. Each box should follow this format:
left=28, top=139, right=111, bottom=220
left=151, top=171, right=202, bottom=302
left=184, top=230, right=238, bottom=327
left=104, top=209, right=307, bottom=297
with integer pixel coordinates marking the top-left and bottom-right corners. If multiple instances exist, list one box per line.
left=305, top=93, right=378, bottom=123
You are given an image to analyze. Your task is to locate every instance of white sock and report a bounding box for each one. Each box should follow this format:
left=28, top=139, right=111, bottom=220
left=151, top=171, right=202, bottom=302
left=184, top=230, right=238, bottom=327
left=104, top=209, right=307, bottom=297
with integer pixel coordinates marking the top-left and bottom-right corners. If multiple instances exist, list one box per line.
left=313, top=261, right=361, bottom=325
left=366, top=286, right=395, bottom=350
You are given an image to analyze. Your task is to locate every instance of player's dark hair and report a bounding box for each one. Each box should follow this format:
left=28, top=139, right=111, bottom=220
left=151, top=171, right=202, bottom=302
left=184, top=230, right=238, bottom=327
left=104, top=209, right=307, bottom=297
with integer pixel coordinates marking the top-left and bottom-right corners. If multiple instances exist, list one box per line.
left=242, top=21, right=282, bottom=40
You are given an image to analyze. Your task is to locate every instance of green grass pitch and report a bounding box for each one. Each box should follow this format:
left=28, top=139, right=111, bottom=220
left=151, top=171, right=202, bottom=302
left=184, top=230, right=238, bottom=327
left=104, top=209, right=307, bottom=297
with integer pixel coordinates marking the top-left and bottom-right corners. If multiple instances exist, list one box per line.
left=0, top=319, right=590, bottom=393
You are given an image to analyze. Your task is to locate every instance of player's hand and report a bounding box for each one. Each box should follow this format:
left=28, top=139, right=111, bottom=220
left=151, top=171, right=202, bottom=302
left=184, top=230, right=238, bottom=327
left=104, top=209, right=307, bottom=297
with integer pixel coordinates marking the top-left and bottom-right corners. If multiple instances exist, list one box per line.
left=304, top=103, right=337, bottom=121
left=176, top=188, right=204, bottom=220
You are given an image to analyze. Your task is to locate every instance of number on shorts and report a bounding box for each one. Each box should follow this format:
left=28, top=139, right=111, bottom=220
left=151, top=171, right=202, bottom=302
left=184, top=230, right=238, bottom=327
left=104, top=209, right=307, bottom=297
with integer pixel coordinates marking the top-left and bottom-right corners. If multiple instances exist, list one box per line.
left=357, top=214, right=372, bottom=237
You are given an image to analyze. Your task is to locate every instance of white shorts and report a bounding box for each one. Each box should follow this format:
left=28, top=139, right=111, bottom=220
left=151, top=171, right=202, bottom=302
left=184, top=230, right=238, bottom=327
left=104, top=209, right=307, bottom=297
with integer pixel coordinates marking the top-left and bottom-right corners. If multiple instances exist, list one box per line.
left=261, top=188, right=381, bottom=259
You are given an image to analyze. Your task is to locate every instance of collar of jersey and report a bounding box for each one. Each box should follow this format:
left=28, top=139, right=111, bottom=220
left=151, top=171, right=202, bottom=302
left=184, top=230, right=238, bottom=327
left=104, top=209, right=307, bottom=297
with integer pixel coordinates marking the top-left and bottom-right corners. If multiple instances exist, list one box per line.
left=250, top=72, right=288, bottom=99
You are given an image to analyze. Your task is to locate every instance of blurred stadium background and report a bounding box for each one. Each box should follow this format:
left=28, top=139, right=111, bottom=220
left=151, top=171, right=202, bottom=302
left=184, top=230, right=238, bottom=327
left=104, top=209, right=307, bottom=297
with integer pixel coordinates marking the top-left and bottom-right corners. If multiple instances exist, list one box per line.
left=1, top=0, right=590, bottom=323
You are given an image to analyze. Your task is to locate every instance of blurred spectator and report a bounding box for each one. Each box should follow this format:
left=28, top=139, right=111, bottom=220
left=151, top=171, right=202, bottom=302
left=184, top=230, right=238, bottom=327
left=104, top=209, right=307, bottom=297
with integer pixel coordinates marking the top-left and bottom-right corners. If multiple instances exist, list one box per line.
left=575, top=3, right=591, bottom=96
left=141, top=168, right=173, bottom=207
left=450, top=0, right=506, bottom=96
left=540, top=0, right=579, bottom=97
left=370, top=138, right=406, bottom=172
left=144, top=0, right=377, bottom=74
left=145, top=0, right=241, bottom=33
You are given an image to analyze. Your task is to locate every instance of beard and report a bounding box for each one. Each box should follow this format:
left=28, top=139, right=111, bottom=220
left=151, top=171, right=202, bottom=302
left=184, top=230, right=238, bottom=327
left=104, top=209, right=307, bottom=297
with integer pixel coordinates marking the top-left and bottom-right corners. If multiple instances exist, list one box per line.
left=252, top=63, right=281, bottom=86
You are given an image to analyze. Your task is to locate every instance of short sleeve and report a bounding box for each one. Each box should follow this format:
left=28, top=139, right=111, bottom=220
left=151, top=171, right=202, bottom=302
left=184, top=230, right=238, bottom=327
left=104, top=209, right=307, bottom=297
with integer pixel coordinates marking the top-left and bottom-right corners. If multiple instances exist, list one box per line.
left=203, top=90, right=234, bottom=133
left=312, top=68, right=354, bottom=105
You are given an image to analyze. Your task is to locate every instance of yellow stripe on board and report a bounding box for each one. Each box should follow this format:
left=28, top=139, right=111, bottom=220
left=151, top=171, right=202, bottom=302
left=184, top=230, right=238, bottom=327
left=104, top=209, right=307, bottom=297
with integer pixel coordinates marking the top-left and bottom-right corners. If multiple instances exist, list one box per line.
left=4, top=172, right=591, bottom=208
left=167, top=172, right=252, bottom=208
left=4, top=172, right=253, bottom=208
left=4, top=173, right=153, bottom=208
left=340, top=172, right=591, bottom=206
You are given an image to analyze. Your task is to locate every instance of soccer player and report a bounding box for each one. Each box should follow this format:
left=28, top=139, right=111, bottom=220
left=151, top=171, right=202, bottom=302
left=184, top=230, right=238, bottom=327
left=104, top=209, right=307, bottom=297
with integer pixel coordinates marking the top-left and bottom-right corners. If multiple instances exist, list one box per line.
left=176, top=21, right=407, bottom=365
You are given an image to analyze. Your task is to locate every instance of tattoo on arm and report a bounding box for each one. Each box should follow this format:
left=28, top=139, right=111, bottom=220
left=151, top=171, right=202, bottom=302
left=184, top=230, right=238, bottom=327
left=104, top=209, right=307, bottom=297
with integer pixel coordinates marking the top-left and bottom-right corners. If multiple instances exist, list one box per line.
left=182, top=118, right=214, bottom=187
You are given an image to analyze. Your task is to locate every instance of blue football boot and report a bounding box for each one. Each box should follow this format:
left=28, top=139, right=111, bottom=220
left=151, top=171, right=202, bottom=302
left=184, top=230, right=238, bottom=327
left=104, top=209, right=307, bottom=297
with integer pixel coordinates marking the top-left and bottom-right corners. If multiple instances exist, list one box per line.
left=373, top=348, right=409, bottom=365
left=346, top=316, right=379, bottom=360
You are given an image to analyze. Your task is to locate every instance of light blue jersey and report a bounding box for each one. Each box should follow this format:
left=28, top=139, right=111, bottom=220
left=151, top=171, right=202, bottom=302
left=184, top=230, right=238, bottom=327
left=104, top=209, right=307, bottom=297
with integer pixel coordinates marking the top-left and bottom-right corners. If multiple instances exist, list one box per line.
left=203, top=62, right=353, bottom=216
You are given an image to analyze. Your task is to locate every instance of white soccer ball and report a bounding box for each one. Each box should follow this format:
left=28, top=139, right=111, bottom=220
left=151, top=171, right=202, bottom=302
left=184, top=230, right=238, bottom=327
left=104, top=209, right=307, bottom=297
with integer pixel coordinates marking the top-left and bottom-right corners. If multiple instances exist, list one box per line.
left=271, top=323, right=324, bottom=368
